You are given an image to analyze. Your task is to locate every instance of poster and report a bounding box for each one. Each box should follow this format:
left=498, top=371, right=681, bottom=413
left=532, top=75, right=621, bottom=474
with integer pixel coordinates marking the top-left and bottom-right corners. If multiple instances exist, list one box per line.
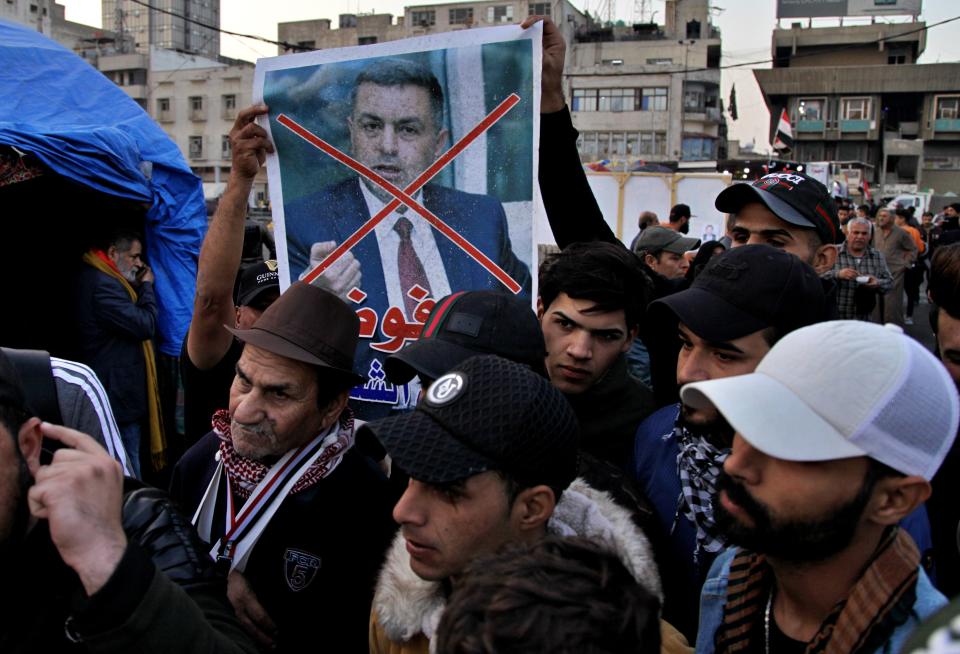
left=254, top=24, right=540, bottom=414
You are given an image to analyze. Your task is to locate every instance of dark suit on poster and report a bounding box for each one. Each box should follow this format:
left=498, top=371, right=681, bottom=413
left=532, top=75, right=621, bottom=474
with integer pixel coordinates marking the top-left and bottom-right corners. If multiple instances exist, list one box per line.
left=282, top=177, right=531, bottom=416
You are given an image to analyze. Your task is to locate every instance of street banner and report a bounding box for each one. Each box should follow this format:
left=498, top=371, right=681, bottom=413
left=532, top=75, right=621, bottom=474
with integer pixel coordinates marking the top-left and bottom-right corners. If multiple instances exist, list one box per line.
left=254, top=24, right=540, bottom=415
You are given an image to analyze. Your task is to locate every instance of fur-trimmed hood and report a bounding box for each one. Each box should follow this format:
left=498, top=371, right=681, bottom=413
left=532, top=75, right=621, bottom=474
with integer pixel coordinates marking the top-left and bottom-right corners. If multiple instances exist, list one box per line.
left=371, top=477, right=662, bottom=647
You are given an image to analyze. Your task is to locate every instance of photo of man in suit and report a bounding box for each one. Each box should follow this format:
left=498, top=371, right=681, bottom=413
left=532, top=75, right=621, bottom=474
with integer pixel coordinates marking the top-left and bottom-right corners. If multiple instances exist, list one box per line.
left=282, top=59, right=531, bottom=320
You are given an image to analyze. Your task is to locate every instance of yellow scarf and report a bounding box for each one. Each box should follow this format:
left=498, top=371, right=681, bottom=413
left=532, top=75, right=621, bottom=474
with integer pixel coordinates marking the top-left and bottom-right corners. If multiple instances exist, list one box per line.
left=82, top=251, right=167, bottom=471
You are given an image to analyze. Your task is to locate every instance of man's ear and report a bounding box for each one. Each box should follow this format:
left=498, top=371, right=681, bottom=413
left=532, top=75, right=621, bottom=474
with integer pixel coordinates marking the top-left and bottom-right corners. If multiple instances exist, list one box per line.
left=510, top=485, right=556, bottom=535
left=18, top=417, right=44, bottom=476
left=536, top=296, right=545, bottom=321
left=867, top=476, right=931, bottom=526
left=106, top=245, right=119, bottom=263
left=813, top=243, right=838, bottom=274
left=434, top=128, right=450, bottom=158
left=320, top=390, right=351, bottom=429
left=644, top=253, right=658, bottom=270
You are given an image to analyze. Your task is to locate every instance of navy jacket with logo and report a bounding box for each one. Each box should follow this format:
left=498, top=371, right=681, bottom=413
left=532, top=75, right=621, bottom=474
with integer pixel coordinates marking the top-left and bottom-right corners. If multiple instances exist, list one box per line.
left=170, top=431, right=396, bottom=654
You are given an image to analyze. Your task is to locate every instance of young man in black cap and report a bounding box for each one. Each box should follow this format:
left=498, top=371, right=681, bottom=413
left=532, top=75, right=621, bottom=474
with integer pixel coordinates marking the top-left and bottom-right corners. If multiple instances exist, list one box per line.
left=171, top=282, right=395, bottom=653
left=716, top=171, right=843, bottom=274
left=665, top=203, right=693, bottom=234
left=360, top=355, right=687, bottom=654
left=631, top=245, right=931, bottom=642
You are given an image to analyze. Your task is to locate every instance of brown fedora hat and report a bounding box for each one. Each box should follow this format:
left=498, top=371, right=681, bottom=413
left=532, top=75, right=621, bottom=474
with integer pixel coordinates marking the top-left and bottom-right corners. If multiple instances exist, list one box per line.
left=226, top=282, right=363, bottom=385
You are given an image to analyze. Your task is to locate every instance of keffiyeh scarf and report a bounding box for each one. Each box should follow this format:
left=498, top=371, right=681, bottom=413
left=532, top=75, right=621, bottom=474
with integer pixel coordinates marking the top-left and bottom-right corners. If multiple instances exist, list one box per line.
left=673, top=422, right=730, bottom=561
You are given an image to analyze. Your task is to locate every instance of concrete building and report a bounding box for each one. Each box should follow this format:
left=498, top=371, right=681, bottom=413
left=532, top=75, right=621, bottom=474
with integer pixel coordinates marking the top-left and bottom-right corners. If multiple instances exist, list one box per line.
left=278, top=1, right=585, bottom=54
left=277, top=0, right=724, bottom=165
left=146, top=49, right=267, bottom=205
left=755, top=19, right=960, bottom=197
left=568, top=0, right=723, bottom=164
left=102, top=0, right=220, bottom=59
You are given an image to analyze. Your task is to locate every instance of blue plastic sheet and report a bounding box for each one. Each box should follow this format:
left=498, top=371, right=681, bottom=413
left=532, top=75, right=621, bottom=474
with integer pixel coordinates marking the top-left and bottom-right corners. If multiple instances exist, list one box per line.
left=0, top=19, right=206, bottom=355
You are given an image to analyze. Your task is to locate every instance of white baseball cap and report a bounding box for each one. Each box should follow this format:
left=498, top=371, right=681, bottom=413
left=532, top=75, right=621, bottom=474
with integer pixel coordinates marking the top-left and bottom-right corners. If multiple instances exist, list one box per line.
left=680, top=321, right=959, bottom=480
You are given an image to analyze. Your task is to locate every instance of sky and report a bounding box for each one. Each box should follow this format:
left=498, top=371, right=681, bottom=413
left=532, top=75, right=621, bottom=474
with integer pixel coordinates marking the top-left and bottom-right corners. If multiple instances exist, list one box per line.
left=58, top=0, right=960, bottom=153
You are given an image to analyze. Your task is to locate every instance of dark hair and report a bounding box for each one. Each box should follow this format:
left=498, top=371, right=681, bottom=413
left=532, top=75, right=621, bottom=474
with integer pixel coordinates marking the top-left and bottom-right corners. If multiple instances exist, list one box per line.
left=104, top=229, right=143, bottom=253
left=929, top=244, right=960, bottom=319
left=686, top=242, right=726, bottom=282
left=538, top=242, right=651, bottom=329
left=351, top=59, right=444, bottom=130
left=436, top=536, right=661, bottom=654
left=949, top=203, right=960, bottom=213
left=0, top=403, right=28, bottom=445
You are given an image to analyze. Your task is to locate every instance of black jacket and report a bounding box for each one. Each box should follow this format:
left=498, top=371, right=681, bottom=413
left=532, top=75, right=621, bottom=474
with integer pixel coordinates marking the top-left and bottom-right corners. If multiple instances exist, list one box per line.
left=73, top=266, right=156, bottom=423
left=170, top=433, right=397, bottom=653
left=0, top=480, right=256, bottom=653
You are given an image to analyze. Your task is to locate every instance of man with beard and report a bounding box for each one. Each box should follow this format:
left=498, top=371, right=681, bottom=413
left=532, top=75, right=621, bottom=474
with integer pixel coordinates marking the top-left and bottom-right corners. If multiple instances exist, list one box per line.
left=664, top=204, right=693, bottom=234
left=630, top=244, right=832, bottom=641
left=75, top=230, right=160, bottom=478
left=0, top=349, right=256, bottom=653
left=170, top=282, right=396, bottom=652
left=684, top=320, right=956, bottom=654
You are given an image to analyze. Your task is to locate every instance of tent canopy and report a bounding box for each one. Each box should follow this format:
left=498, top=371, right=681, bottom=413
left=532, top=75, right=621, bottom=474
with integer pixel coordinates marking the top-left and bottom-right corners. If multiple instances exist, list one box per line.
left=0, top=19, right=205, bottom=355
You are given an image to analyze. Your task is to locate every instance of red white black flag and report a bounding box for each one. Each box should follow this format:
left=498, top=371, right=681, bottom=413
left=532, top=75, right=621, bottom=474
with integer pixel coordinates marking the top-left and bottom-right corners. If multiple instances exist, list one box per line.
left=773, top=108, right=793, bottom=152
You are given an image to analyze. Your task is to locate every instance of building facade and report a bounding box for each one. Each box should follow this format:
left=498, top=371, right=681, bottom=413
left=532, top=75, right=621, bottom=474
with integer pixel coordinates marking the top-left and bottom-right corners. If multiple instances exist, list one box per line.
left=755, top=20, right=960, bottom=197
left=568, top=0, right=724, bottom=164
left=102, top=0, right=220, bottom=59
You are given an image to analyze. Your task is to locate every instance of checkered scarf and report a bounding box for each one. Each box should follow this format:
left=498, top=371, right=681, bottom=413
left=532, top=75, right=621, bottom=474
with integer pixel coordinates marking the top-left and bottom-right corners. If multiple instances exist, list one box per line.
left=673, top=422, right=729, bottom=561
left=211, top=408, right=355, bottom=501
left=714, top=528, right=920, bottom=654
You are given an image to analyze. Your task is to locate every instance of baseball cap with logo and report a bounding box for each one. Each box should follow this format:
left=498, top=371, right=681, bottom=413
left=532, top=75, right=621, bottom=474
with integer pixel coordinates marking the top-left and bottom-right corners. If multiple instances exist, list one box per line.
left=649, top=244, right=829, bottom=342
left=359, top=355, right=579, bottom=488
left=235, top=260, right=281, bottom=309
left=635, top=226, right=701, bottom=256
left=680, top=321, right=960, bottom=479
left=715, top=171, right=842, bottom=245
left=384, top=290, right=546, bottom=385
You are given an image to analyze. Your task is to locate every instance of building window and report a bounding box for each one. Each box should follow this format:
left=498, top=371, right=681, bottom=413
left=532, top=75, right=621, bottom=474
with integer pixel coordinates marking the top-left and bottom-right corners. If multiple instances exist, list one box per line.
left=684, top=88, right=704, bottom=112
left=189, top=95, right=206, bottom=121
left=412, top=10, right=435, bottom=26
left=936, top=96, right=960, bottom=120
left=572, top=89, right=598, bottom=112
left=682, top=136, right=717, bottom=161
left=655, top=132, right=667, bottom=155
left=358, top=36, right=378, bottom=45
left=686, top=19, right=701, bottom=39
left=221, top=94, right=236, bottom=120
left=888, top=54, right=906, bottom=65
left=529, top=2, right=551, bottom=17
left=841, top=97, right=871, bottom=121
left=639, top=132, right=654, bottom=155
left=640, top=87, right=668, bottom=111
left=449, top=8, right=474, bottom=24
left=157, top=97, right=172, bottom=122
left=189, top=136, right=203, bottom=160
left=578, top=131, right=599, bottom=158
left=487, top=5, right=514, bottom=23
left=798, top=98, right=824, bottom=121
left=599, top=88, right=632, bottom=112
left=221, top=135, right=231, bottom=160
left=647, top=57, right=673, bottom=65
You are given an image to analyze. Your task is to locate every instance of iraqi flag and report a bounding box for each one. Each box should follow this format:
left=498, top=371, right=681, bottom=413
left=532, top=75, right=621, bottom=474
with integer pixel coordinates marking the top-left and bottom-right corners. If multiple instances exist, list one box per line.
left=772, top=108, right=793, bottom=152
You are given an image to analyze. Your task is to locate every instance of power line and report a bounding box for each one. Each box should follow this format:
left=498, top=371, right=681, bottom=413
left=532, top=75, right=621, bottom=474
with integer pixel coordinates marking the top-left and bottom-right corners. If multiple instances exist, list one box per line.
left=122, top=0, right=310, bottom=53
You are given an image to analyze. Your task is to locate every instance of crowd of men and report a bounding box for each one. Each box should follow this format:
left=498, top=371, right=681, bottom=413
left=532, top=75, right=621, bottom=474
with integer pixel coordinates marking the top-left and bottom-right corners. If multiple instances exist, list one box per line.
left=4, top=14, right=960, bottom=654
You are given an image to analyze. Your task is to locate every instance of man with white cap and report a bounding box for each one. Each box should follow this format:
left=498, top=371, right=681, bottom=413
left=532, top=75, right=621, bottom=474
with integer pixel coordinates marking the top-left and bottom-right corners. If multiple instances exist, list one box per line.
left=687, top=321, right=957, bottom=654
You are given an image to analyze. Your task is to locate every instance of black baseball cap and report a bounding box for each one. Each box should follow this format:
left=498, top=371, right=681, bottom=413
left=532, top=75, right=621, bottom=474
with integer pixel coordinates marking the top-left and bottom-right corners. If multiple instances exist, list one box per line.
left=649, top=244, right=829, bottom=342
left=715, top=172, right=842, bottom=245
left=234, top=260, right=280, bottom=308
left=359, top=355, right=579, bottom=488
left=670, top=203, right=692, bottom=220
left=384, top=290, right=546, bottom=385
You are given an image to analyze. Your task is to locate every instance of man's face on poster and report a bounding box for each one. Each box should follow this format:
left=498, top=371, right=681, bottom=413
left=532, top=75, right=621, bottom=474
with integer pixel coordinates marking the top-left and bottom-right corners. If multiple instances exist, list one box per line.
left=349, top=82, right=449, bottom=203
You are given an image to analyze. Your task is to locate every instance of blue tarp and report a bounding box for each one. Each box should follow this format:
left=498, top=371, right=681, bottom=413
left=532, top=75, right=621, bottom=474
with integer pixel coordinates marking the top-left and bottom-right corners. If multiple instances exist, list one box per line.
left=0, top=19, right=206, bottom=356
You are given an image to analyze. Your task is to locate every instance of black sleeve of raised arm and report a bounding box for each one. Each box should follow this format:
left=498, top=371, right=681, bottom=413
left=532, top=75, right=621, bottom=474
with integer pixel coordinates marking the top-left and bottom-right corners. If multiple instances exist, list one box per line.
left=539, top=107, right=619, bottom=249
